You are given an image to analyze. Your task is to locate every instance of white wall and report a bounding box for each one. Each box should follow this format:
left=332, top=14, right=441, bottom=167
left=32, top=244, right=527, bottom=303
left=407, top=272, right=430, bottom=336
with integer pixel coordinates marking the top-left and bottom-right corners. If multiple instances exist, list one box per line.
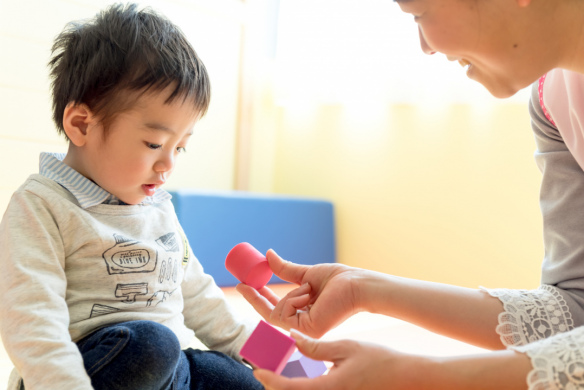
left=0, top=0, right=248, bottom=216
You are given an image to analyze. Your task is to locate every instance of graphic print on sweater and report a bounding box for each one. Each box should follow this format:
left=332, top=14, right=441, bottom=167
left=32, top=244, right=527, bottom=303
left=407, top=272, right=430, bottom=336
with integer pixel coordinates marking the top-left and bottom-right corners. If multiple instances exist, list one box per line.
left=156, top=232, right=180, bottom=252
left=102, top=233, right=158, bottom=274
left=90, top=304, right=121, bottom=318
left=115, top=283, right=149, bottom=303
left=91, top=232, right=183, bottom=317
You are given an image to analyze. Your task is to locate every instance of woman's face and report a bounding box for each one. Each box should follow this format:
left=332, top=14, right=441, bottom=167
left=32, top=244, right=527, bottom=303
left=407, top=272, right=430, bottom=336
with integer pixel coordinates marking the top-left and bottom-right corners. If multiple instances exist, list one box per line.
left=396, top=0, right=548, bottom=98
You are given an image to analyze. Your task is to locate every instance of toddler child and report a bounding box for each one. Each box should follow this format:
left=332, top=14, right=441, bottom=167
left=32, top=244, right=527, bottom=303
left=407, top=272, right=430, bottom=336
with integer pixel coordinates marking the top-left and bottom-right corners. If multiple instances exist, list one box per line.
left=0, top=3, right=263, bottom=390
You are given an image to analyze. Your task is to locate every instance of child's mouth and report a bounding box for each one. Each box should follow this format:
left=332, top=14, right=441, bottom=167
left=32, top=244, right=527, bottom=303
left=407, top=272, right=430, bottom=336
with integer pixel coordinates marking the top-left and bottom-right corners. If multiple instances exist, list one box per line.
left=142, top=184, right=157, bottom=196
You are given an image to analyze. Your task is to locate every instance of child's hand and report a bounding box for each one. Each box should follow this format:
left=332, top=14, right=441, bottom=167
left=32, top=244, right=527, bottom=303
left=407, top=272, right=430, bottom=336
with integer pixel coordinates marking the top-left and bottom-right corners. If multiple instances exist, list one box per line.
left=252, top=330, right=422, bottom=390
left=236, top=250, right=366, bottom=338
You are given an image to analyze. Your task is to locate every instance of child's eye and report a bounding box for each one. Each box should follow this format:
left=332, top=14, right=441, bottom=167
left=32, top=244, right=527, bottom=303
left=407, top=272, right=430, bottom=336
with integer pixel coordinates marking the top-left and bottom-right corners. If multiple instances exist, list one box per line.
left=176, top=147, right=187, bottom=154
left=147, top=143, right=162, bottom=150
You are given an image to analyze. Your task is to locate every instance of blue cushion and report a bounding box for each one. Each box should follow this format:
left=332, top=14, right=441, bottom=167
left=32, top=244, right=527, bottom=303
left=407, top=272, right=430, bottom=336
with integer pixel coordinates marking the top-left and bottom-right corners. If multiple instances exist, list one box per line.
left=170, top=190, right=336, bottom=287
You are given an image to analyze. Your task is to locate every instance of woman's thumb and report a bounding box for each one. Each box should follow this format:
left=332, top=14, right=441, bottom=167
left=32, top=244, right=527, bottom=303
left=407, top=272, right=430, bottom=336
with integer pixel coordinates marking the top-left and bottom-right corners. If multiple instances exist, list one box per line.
left=266, top=249, right=309, bottom=284
left=290, top=329, right=343, bottom=362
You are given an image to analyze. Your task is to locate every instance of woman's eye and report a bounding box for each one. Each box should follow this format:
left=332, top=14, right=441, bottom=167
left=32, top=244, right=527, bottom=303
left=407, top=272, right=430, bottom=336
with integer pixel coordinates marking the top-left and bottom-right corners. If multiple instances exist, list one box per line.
left=176, top=147, right=187, bottom=154
left=147, top=143, right=162, bottom=150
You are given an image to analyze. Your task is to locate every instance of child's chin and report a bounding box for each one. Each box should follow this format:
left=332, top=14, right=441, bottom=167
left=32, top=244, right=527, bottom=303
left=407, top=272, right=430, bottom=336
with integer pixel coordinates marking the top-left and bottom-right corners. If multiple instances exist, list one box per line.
left=116, top=195, right=144, bottom=205
left=125, top=198, right=143, bottom=205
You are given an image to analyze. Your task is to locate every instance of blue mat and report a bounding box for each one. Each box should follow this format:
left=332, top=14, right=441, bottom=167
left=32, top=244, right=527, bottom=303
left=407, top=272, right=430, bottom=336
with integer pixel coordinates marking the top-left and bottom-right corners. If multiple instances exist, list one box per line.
left=170, top=190, right=336, bottom=287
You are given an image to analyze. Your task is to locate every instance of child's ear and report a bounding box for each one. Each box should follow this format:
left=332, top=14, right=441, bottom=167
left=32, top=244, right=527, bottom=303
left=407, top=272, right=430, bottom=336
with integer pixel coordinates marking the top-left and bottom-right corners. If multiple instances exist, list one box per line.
left=63, top=103, right=96, bottom=147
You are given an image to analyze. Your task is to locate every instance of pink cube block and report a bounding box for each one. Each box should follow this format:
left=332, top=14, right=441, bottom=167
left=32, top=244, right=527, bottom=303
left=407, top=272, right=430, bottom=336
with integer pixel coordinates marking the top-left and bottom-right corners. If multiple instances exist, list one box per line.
left=282, top=350, right=327, bottom=378
left=225, top=242, right=273, bottom=289
left=240, top=320, right=296, bottom=374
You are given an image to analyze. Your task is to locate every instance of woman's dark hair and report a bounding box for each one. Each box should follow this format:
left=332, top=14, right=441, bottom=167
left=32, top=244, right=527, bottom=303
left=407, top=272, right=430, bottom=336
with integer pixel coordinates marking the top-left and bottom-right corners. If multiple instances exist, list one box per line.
left=49, top=3, right=211, bottom=138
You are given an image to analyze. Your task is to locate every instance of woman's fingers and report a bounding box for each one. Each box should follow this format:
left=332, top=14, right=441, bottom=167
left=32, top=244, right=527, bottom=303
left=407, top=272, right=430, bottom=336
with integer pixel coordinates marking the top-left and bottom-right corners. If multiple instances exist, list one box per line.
left=256, top=284, right=283, bottom=307
left=235, top=283, right=276, bottom=320
left=266, top=249, right=310, bottom=285
left=280, top=294, right=311, bottom=321
left=253, top=369, right=331, bottom=390
left=266, top=283, right=310, bottom=328
left=252, top=332, right=346, bottom=390
left=291, top=329, right=348, bottom=363
left=281, top=282, right=311, bottom=300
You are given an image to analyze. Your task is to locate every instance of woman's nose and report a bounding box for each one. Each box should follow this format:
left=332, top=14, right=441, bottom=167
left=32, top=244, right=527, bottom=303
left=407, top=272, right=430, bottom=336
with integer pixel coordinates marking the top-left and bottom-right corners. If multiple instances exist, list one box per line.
left=419, top=27, right=436, bottom=55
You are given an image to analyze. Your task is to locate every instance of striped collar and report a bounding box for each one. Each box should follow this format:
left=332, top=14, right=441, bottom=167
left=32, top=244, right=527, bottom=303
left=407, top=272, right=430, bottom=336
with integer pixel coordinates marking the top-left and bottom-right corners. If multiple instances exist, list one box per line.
left=39, top=152, right=171, bottom=209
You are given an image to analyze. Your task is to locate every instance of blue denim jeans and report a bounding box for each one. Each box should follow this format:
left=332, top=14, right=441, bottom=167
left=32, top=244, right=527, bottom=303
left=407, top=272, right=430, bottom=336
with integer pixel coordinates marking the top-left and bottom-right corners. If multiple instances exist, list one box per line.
left=74, top=320, right=264, bottom=390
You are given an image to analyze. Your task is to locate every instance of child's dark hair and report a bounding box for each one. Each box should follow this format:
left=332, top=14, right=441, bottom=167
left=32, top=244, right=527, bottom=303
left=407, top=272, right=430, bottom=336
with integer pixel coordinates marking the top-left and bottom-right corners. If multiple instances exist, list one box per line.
left=49, top=3, right=210, bottom=138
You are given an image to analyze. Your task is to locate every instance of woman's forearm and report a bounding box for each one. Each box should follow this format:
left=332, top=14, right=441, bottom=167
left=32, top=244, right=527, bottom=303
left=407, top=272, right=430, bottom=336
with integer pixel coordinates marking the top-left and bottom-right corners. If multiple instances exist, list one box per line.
left=355, top=270, right=505, bottom=350
left=419, top=349, right=531, bottom=390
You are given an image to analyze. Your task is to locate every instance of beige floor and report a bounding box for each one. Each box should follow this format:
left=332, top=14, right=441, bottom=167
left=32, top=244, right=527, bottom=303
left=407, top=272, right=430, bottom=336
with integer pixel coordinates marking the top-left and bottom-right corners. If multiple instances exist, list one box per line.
left=0, top=284, right=487, bottom=387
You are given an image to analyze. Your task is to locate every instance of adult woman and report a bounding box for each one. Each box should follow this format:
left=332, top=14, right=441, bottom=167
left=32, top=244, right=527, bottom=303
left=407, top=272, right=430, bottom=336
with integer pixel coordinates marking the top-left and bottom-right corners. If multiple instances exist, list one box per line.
left=239, top=0, right=584, bottom=389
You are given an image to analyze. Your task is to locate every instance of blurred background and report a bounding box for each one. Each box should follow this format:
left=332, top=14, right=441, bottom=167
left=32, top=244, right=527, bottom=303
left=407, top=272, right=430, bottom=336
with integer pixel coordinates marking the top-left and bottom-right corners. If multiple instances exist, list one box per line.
left=0, top=0, right=542, bottom=291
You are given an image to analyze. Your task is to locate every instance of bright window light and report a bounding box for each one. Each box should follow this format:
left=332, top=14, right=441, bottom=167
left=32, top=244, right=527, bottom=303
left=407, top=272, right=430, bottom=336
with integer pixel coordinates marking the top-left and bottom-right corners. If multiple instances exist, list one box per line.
left=275, top=0, right=529, bottom=106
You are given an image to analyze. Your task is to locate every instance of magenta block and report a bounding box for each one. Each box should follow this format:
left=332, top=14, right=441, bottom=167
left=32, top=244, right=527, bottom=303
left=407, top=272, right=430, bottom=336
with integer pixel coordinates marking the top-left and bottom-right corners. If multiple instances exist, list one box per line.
left=281, top=350, right=327, bottom=378
left=240, top=320, right=296, bottom=374
left=225, top=242, right=273, bottom=289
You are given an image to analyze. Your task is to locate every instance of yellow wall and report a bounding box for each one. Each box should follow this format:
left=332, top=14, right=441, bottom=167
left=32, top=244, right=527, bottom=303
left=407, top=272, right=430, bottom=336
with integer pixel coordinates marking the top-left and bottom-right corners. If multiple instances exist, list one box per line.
left=267, top=102, right=543, bottom=290
left=1, top=1, right=544, bottom=291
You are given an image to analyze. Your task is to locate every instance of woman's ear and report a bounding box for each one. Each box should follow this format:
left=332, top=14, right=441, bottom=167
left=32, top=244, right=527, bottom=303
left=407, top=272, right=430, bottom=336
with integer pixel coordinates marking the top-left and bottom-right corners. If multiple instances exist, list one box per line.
left=62, top=103, right=95, bottom=147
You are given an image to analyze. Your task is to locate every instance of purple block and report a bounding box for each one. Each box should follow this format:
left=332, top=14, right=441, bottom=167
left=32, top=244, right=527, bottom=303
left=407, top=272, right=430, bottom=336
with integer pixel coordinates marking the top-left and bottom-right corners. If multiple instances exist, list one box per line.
left=281, top=350, right=327, bottom=378
left=240, top=320, right=296, bottom=374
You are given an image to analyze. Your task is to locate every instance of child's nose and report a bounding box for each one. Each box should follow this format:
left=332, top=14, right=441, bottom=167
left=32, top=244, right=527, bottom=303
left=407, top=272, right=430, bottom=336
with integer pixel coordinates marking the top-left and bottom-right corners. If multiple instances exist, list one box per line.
left=154, top=154, right=175, bottom=173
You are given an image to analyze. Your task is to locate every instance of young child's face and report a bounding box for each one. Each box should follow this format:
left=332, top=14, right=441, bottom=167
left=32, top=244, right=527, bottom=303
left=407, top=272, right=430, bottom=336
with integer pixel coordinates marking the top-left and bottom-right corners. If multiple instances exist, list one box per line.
left=79, top=88, right=199, bottom=205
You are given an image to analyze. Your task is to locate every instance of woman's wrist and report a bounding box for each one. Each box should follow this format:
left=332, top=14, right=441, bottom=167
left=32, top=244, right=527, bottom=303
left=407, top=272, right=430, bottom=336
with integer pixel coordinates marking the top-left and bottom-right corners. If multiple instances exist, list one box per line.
left=352, top=269, right=397, bottom=314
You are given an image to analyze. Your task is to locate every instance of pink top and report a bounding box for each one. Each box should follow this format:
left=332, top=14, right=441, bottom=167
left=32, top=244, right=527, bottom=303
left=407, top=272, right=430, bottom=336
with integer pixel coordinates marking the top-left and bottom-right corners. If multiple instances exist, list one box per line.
left=539, top=69, right=584, bottom=171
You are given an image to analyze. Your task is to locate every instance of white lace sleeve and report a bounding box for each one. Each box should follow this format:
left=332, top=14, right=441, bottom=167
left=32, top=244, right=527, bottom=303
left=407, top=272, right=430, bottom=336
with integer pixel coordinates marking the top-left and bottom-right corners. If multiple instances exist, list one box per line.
left=481, top=285, right=574, bottom=347
left=512, top=326, right=584, bottom=390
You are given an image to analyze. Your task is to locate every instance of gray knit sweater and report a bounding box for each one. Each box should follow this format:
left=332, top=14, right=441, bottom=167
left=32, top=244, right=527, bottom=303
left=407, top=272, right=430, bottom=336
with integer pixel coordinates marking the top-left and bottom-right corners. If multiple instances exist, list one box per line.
left=0, top=175, right=253, bottom=389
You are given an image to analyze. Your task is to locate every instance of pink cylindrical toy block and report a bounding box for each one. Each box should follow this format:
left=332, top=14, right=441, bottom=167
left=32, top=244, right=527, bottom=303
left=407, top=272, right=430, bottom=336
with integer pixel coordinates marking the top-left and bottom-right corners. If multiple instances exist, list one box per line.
left=225, top=242, right=273, bottom=289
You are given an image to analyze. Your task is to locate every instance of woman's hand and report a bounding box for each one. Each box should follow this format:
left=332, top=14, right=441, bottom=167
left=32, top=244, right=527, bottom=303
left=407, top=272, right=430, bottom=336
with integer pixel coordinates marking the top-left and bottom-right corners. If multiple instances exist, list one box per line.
left=253, top=331, right=425, bottom=390
left=237, top=249, right=506, bottom=350
left=236, top=249, right=369, bottom=337
left=253, top=331, right=534, bottom=390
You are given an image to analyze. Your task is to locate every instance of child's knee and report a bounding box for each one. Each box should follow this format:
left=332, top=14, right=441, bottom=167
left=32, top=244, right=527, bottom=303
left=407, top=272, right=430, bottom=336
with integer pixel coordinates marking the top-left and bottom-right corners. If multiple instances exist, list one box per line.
left=95, top=320, right=181, bottom=374
left=127, top=320, right=181, bottom=361
left=79, top=320, right=182, bottom=388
